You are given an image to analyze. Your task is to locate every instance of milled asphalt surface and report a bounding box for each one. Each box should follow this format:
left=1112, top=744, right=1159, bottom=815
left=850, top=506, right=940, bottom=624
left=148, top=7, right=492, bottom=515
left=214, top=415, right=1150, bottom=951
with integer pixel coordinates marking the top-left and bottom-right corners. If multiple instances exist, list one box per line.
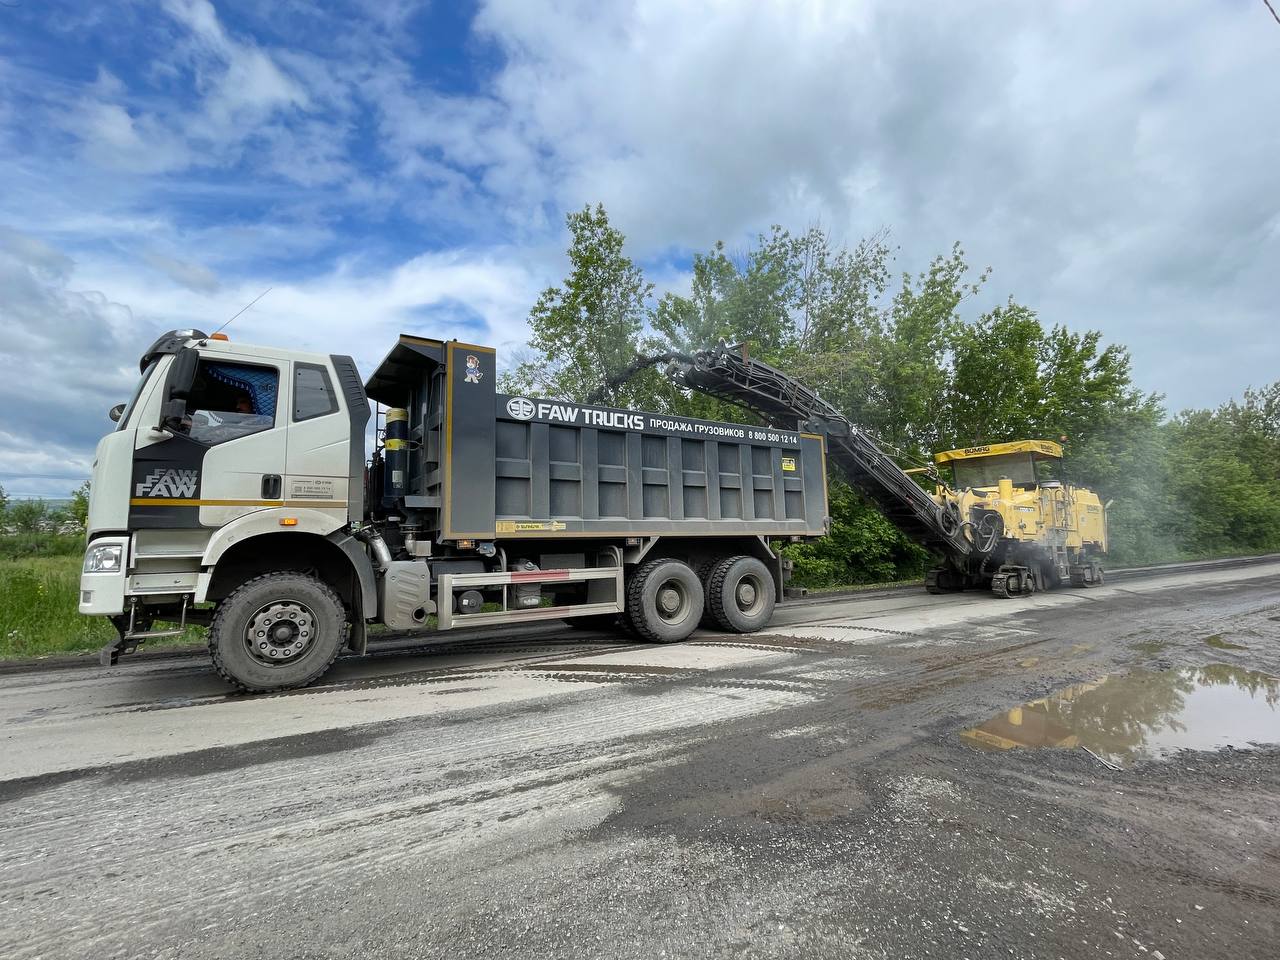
left=1, top=558, right=1278, bottom=959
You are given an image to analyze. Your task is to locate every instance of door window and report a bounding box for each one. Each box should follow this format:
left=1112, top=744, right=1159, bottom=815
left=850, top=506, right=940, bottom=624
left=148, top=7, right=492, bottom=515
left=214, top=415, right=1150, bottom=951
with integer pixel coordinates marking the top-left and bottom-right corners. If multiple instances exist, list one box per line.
left=293, top=363, right=338, bottom=421
left=183, top=360, right=279, bottom=445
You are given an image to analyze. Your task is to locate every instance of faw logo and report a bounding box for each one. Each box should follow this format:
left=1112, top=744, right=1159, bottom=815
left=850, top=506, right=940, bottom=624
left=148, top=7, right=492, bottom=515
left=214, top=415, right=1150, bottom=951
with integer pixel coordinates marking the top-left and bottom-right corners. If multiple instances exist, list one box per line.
left=506, top=397, right=536, bottom=420
left=135, top=468, right=199, bottom=498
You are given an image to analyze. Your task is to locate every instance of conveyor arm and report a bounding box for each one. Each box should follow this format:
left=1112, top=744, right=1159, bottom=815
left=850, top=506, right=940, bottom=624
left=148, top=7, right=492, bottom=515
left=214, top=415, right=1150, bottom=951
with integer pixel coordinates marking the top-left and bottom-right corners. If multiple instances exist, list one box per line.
left=664, top=345, right=974, bottom=561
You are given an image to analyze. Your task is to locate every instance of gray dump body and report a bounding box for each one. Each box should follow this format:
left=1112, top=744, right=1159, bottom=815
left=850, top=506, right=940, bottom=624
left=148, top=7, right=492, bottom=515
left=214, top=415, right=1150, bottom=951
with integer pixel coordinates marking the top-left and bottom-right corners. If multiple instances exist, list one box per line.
left=365, top=335, right=829, bottom=543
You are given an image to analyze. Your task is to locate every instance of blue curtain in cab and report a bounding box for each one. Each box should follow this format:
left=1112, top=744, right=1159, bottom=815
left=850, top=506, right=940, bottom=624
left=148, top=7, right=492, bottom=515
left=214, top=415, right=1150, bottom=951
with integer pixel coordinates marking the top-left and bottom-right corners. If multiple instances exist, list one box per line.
left=206, top=363, right=278, bottom=416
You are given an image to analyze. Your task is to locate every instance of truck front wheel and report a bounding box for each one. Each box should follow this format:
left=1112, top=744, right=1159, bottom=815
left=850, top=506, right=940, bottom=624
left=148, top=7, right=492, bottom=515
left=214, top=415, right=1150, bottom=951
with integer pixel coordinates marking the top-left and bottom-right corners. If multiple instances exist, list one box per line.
left=208, top=571, right=348, bottom=692
left=705, top=555, right=775, bottom=632
left=625, top=558, right=703, bottom=644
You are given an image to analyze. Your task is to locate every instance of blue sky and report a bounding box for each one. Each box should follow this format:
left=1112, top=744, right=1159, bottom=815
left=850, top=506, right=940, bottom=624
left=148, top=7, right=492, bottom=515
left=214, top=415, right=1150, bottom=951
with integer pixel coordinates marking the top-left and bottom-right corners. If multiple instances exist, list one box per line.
left=2, top=0, right=1279, bottom=498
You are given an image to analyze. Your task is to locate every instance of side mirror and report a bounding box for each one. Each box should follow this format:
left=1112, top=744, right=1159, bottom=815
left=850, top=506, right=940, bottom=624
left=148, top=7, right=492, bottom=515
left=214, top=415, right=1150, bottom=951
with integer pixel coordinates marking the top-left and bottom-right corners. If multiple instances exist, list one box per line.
left=159, top=347, right=200, bottom=429
left=168, top=347, right=199, bottom=400
left=108, top=403, right=126, bottom=423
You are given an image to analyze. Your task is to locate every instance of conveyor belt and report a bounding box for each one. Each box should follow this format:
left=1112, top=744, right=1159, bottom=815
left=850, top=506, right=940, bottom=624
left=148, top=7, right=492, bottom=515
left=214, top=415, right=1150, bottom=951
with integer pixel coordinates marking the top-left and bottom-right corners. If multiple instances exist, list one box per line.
left=668, top=345, right=973, bottom=560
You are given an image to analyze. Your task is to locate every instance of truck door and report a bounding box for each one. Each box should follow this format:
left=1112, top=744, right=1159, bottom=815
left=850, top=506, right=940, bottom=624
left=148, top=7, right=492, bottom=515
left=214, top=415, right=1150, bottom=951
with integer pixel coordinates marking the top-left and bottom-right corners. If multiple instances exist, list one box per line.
left=282, top=359, right=350, bottom=525
left=181, top=354, right=287, bottom=528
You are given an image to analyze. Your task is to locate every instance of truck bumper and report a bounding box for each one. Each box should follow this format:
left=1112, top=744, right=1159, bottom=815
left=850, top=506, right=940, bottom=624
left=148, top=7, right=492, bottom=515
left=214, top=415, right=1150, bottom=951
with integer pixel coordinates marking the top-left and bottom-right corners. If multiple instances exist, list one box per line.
left=78, top=536, right=129, bottom=617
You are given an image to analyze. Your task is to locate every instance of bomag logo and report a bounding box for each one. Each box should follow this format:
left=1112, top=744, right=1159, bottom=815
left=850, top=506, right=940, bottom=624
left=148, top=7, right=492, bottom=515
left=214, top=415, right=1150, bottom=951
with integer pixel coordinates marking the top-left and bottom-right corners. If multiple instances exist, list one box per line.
left=135, top=468, right=198, bottom=498
left=964, top=445, right=991, bottom=455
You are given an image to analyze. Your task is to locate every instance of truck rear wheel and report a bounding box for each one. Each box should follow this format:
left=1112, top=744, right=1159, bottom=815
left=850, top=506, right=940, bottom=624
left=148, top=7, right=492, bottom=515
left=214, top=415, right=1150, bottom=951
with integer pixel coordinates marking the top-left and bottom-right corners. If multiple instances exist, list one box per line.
left=705, top=555, right=775, bottom=632
left=625, top=558, right=703, bottom=643
left=208, top=571, right=348, bottom=693
left=696, top=559, right=719, bottom=628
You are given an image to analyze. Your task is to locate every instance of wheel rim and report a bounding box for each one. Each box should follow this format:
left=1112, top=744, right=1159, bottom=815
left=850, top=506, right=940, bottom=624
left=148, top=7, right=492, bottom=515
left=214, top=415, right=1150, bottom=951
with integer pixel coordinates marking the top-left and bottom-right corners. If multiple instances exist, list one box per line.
left=655, top=578, right=693, bottom=625
left=733, top=572, right=768, bottom=618
left=244, top=599, right=318, bottom=666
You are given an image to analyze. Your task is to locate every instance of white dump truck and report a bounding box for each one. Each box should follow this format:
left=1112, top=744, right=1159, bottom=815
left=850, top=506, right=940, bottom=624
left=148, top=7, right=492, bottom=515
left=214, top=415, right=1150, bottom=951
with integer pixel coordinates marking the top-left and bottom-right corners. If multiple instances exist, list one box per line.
left=80, top=330, right=829, bottom=691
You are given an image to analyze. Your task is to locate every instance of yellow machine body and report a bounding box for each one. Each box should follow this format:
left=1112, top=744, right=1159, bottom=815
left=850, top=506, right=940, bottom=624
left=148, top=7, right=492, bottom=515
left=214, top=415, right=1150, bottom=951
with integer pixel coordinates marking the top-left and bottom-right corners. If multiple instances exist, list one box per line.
left=925, top=440, right=1108, bottom=596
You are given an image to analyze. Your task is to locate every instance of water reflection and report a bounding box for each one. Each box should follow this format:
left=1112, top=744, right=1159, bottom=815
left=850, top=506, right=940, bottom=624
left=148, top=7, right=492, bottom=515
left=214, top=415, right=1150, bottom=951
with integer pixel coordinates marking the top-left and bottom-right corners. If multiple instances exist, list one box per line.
left=961, top=665, right=1280, bottom=766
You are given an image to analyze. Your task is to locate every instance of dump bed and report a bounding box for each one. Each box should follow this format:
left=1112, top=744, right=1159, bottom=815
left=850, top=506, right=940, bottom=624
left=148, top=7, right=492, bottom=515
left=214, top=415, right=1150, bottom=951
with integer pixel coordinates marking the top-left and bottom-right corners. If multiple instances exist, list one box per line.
left=365, top=336, right=829, bottom=542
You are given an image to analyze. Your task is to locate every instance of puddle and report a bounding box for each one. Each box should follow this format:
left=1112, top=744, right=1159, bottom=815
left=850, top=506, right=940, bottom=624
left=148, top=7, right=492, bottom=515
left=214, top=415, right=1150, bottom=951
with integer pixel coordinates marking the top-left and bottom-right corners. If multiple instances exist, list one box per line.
left=1204, top=634, right=1247, bottom=650
left=961, top=665, right=1280, bottom=767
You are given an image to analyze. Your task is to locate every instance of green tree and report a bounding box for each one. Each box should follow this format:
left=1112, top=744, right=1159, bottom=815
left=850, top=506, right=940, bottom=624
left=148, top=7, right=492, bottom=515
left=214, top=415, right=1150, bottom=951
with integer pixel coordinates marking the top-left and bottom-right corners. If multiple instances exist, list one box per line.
left=650, top=233, right=791, bottom=356
left=945, top=300, right=1045, bottom=445
left=70, top=480, right=90, bottom=529
left=649, top=231, right=797, bottom=422
left=1162, top=387, right=1280, bottom=556
left=941, top=302, right=1169, bottom=561
left=7, top=499, right=48, bottom=533
left=784, top=478, right=930, bottom=586
left=506, top=204, right=660, bottom=408
left=771, top=229, right=891, bottom=434
left=872, top=244, right=987, bottom=454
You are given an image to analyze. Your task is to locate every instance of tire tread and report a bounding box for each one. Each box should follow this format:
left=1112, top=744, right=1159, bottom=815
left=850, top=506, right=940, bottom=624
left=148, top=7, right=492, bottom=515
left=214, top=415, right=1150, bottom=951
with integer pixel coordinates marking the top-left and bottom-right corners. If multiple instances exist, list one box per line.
left=208, top=571, right=348, bottom=693
left=625, top=558, right=701, bottom=644
left=706, top=555, right=774, bottom=633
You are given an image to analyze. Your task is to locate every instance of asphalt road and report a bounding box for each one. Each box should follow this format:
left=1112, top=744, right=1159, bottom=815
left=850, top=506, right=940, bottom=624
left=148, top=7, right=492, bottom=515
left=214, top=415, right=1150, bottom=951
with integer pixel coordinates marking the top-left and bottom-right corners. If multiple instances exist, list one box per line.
left=2, top=558, right=1278, bottom=959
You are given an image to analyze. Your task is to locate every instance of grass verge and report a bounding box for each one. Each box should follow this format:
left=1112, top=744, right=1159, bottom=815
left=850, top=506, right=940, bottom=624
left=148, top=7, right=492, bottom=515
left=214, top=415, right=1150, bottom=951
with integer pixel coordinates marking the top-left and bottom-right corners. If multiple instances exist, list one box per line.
left=0, top=554, right=204, bottom=660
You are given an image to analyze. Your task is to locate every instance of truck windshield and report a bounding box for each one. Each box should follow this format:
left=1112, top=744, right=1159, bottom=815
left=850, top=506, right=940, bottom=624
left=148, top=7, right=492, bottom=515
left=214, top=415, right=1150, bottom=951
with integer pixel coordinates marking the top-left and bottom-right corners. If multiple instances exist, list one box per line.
left=116, top=359, right=159, bottom=431
left=953, top=453, right=1036, bottom=489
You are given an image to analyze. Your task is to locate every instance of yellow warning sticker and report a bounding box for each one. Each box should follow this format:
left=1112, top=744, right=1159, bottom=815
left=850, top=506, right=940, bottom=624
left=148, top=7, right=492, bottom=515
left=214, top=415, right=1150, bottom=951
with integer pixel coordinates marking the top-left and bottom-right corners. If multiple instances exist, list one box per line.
left=495, top=520, right=568, bottom=533
left=781, top=457, right=797, bottom=472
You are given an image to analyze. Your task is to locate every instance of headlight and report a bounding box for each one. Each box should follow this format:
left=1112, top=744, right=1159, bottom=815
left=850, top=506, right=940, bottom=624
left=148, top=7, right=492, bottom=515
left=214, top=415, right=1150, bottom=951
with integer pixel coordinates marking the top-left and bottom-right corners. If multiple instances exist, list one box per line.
left=84, top=543, right=124, bottom=573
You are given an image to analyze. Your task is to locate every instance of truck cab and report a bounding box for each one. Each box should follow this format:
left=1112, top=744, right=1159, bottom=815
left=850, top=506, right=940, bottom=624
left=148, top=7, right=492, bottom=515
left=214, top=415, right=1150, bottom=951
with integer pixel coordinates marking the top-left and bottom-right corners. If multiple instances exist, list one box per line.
left=80, top=330, right=373, bottom=667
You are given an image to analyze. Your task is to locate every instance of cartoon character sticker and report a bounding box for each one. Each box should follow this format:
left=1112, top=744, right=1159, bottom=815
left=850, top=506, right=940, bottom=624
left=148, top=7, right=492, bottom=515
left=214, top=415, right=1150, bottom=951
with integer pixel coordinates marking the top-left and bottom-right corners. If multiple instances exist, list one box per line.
left=463, top=354, right=482, bottom=384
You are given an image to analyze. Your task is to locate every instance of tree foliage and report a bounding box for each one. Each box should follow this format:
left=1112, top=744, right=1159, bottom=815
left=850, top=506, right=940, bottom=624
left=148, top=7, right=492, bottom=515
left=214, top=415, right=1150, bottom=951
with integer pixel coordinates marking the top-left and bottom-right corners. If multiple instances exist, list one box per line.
left=1161, top=387, right=1280, bottom=556
left=513, top=205, right=1278, bottom=583
left=70, top=481, right=90, bottom=529
left=7, top=499, right=48, bottom=534
left=505, top=204, right=663, bottom=409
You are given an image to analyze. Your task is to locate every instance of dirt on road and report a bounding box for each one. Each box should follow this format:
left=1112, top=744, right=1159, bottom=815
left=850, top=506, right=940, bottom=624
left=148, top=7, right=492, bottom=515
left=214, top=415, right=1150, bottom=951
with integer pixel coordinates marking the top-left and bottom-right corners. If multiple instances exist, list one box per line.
left=1, top=559, right=1277, bottom=959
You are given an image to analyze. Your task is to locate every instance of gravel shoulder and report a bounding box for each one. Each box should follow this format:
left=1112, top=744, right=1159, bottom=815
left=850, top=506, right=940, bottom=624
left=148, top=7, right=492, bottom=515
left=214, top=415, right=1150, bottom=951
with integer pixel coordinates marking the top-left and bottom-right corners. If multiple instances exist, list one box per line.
left=1, top=559, right=1277, bottom=959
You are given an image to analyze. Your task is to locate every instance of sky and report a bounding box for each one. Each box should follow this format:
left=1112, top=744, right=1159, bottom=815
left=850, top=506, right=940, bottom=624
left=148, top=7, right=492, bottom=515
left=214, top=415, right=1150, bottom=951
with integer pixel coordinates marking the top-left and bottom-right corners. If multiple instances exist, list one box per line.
left=1, top=0, right=1278, bottom=498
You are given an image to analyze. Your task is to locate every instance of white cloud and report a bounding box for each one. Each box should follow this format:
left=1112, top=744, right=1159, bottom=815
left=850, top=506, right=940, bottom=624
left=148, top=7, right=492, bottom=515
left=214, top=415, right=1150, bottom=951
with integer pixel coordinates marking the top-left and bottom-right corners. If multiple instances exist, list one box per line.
left=441, top=0, right=1280, bottom=407
left=142, top=251, right=221, bottom=293
left=74, top=100, right=192, bottom=174
left=3, top=0, right=1280, bottom=505
left=0, top=227, right=544, bottom=496
left=55, top=0, right=330, bottom=188
left=69, top=245, right=545, bottom=381
left=0, top=234, right=141, bottom=496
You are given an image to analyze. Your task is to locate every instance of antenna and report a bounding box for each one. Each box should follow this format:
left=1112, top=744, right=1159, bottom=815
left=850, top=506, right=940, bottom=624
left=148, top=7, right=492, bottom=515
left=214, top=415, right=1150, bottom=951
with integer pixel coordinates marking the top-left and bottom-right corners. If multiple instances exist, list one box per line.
left=210, top=287, right=272, bottom=338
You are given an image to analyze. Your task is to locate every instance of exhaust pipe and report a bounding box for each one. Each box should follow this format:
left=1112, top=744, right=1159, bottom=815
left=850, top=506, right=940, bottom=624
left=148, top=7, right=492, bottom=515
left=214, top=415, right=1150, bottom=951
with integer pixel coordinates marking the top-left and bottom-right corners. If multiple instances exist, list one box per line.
left=359, top=530, right=393, bottom=571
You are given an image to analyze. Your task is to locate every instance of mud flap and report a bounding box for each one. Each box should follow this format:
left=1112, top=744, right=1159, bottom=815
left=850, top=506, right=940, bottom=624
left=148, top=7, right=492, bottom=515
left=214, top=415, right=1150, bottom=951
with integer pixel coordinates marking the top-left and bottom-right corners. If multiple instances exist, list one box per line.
left=346, top=587, right=367, bottom=655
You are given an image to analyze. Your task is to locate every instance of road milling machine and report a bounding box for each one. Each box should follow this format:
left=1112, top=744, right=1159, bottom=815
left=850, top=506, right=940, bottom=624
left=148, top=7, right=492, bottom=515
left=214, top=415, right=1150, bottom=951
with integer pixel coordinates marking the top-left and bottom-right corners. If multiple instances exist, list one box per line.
left=618, top=344, right=1109, bottom=599
left=925, top=440, right=1107, bottom=597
